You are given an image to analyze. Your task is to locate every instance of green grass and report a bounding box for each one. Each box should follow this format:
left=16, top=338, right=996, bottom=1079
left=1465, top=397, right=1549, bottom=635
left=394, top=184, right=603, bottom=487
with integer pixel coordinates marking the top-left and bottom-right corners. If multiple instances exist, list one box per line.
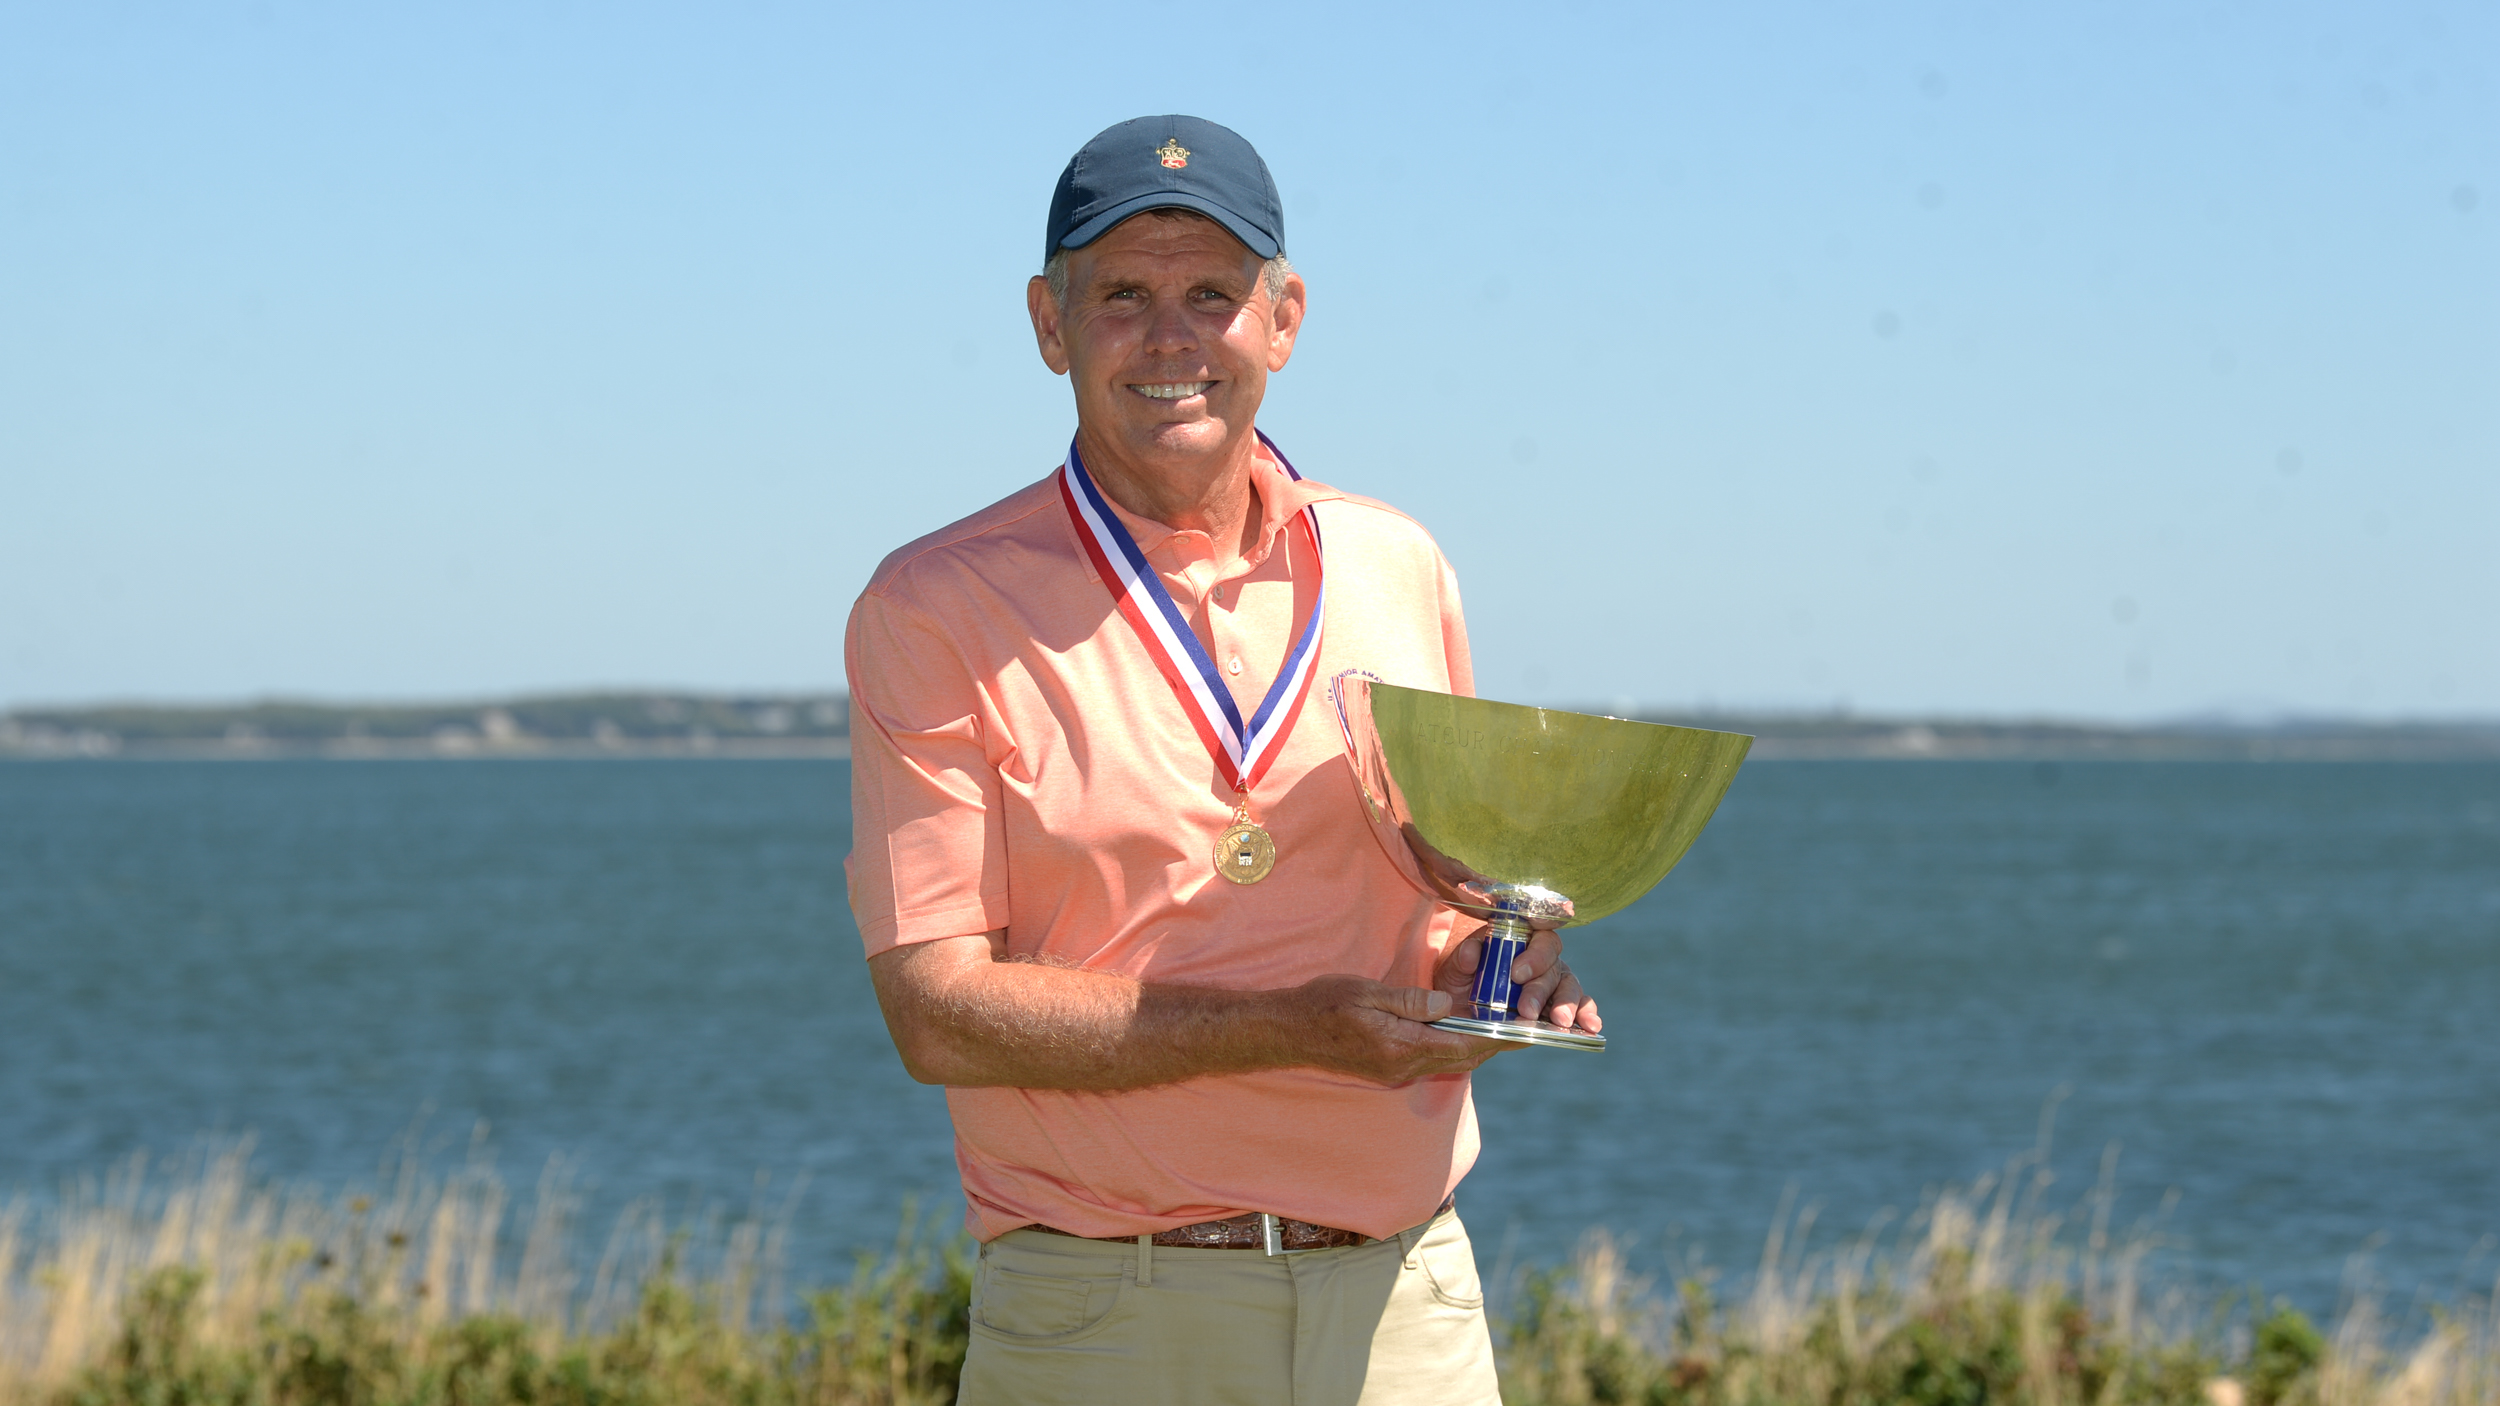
left=4, top=1150, right=2492, bottom=1406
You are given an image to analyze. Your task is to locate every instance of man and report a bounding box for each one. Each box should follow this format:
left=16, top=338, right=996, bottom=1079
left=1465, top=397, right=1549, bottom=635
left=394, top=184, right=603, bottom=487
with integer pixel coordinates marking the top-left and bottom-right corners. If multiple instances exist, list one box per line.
left=844, top=115, right=1602, bottom=1405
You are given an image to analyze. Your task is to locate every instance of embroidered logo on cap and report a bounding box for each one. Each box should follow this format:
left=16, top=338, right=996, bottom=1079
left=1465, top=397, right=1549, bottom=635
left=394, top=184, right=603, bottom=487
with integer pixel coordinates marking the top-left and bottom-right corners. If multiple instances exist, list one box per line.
left=1156, top=138, right=1190, bottom=170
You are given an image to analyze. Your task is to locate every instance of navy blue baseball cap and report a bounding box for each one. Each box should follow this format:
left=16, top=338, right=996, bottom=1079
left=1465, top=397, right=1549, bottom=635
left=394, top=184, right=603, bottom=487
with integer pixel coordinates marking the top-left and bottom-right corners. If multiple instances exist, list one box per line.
left=1045, top=115, right=1285, bottom=265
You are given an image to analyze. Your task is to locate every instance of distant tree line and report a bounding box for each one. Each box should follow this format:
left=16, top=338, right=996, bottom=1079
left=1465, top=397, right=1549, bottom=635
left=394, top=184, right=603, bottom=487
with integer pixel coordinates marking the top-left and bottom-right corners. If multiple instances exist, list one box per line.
left=0, top=692, right=850, bottom=756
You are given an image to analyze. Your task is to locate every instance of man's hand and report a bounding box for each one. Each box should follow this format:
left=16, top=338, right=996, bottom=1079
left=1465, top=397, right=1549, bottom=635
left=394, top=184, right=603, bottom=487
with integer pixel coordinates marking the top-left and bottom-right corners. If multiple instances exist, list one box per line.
left=1290, top=976, right=1507, bottom=1084
left=868, top=934, right=1505, bottom=1092
left=1435, top=925, right=1603, bottom=1035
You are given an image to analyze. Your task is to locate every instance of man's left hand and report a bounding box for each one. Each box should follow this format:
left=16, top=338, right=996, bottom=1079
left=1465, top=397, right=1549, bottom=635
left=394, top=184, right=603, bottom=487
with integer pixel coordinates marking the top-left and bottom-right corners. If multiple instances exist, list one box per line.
left=1435, top=926, right=1602, bottom=1036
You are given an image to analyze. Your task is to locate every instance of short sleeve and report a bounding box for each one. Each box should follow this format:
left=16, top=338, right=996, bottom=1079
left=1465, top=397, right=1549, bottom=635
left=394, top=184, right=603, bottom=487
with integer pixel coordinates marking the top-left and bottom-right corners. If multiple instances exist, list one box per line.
left=1435, top=548, right=1475, bottom=699
left=843, top=584, right=1012, bottom=957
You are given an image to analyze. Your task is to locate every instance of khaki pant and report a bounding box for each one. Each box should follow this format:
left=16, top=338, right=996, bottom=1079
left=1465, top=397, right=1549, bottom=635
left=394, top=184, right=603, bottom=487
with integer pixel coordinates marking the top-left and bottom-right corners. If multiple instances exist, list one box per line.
left=957, top=1206, right=1500, bottom=1406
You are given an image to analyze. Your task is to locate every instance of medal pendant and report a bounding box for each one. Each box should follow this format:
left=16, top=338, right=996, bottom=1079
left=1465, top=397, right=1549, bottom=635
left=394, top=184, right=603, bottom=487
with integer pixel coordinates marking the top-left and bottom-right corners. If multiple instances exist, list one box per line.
left=1215, top=818, right=1277, bottom=884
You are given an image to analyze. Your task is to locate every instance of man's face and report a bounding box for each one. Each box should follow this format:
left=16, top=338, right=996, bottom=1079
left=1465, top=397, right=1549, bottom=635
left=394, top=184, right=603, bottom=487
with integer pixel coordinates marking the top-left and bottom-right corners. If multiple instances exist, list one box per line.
left=1027, top=212, right=1304, bottom=477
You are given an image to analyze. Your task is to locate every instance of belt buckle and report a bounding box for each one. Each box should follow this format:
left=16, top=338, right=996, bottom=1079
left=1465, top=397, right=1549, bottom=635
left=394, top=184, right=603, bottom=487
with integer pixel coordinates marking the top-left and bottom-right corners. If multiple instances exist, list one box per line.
left=1259, top=1212, right=1316, bottom=1256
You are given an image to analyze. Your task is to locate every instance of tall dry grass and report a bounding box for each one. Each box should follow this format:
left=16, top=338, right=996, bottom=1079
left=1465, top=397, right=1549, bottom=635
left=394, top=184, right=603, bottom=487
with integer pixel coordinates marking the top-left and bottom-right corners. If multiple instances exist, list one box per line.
left=4, top=1142, right=2493, bottom=1406
left=1497, top=1144, right=2500, bottom=1406
left=0, top=1144, right=969, bottom=1406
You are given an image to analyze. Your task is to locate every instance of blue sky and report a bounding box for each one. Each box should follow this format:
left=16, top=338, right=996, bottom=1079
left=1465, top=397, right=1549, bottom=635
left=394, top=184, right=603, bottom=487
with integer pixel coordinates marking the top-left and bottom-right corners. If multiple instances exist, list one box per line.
left=3, top=2, right=2491, bottom=719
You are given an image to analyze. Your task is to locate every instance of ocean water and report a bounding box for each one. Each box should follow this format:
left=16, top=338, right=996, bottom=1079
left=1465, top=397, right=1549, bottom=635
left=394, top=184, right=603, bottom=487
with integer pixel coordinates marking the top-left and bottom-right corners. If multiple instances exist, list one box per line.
left=3, top=759, right=2496, bottom=1317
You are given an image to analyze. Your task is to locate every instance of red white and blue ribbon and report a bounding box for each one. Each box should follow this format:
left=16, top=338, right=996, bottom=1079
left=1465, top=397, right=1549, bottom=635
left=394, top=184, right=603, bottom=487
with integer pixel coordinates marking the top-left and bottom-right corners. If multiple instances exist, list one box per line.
left=1058, top=431, right=1326, bottom=795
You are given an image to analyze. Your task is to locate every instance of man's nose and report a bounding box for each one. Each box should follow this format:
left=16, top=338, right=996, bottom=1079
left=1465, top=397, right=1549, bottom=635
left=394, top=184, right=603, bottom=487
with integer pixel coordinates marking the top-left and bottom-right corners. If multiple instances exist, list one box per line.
left=1140, top=294, right=1200, bottom=357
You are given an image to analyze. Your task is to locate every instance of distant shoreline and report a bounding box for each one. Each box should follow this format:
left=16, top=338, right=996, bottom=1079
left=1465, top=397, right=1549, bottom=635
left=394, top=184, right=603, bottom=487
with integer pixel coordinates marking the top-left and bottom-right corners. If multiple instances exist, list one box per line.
left=0, top=690, right=853, bottom=762
left=0, top=738, right=854, bottom=761
left=8, top=690, right=2499, bottom=762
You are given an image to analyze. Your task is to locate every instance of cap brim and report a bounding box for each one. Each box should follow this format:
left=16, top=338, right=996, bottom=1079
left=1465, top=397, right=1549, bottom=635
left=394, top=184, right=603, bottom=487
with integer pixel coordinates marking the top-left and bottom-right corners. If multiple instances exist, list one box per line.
left=1058, top=190, right=1282, bottom=260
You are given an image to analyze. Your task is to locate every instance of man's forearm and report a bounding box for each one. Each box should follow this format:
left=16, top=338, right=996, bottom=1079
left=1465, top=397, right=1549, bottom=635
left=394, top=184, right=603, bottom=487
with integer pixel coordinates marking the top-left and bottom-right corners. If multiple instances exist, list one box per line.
left=873, top=942, right=1280, bottom=1089
left=868, top=933, right=1479, bottom=1091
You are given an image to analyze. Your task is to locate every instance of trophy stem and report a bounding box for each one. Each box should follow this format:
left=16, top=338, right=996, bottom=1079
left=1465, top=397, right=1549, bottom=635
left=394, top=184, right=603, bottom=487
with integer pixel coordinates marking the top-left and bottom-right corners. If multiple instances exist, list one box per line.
left=1468, top=913, right=1532, bottom=1022
left=1427, top=908, right=1607, bottom=1051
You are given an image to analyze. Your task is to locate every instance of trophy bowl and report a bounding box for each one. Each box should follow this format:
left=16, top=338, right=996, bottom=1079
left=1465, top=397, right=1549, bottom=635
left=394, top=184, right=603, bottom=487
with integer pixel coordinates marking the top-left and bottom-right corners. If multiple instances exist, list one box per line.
left=1333, top=675, right=1753, bottom=1051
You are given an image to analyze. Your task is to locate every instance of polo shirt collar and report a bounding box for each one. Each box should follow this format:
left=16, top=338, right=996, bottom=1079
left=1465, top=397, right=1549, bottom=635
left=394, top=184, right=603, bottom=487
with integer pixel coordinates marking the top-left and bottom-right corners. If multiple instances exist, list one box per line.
left=1097, top=437, right=1339, bottom=574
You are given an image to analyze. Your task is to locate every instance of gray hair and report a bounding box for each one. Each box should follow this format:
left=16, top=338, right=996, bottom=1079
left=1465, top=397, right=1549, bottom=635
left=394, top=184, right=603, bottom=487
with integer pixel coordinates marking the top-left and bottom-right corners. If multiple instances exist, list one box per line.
left=1043, top=226, right=1294, bottom=306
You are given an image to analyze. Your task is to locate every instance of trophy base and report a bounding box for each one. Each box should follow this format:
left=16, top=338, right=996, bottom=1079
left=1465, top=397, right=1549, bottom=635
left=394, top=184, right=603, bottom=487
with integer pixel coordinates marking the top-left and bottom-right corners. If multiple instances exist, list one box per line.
left=1432, top=1014, right=1607, bottom=1052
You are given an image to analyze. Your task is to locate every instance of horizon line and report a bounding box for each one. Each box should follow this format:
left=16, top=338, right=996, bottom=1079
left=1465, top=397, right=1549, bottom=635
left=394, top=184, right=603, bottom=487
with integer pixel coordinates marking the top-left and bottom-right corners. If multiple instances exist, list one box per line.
left=7, top=687, right=2500, bottom=734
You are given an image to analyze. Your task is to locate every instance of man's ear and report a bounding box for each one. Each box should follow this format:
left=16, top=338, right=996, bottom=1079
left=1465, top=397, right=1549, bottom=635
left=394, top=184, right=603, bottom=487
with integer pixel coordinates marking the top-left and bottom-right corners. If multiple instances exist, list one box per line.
left=1265, top=269, right=1307, bottom=373
left=1028, top=275, right=1071, bottom=376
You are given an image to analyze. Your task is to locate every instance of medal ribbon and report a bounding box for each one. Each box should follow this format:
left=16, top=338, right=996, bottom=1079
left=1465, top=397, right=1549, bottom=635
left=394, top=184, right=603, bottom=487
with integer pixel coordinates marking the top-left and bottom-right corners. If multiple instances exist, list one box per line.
left=1058, top=431, right=1327, bottom=795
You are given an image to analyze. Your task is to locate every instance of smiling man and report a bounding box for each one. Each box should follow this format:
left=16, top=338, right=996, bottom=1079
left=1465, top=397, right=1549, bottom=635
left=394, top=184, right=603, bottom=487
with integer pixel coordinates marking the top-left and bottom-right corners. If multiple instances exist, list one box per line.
left=843, top=115, right=1598, bottom=1405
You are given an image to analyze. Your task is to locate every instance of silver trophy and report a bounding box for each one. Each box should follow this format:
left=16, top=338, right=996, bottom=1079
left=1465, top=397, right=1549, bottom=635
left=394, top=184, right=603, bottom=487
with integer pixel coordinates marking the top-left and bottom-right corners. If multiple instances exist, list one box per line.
left=1334, top=677, right=1753, bottom=1051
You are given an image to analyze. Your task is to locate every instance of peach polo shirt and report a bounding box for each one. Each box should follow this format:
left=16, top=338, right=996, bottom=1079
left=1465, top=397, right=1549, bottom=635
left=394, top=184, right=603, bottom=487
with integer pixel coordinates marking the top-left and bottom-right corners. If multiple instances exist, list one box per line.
left=844, top=440, right=1479, bottom=1242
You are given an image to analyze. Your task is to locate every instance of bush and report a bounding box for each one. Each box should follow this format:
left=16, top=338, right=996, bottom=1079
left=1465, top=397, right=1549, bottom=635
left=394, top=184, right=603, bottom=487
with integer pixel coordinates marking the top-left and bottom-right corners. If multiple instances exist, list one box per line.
left=2246, top=1304, right=2325, bottom=1406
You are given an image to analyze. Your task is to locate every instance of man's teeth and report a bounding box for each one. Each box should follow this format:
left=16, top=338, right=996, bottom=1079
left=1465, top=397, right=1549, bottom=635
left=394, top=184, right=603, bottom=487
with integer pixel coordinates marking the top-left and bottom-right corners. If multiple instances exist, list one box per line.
left=1134, top=381, right=1210, bottom=400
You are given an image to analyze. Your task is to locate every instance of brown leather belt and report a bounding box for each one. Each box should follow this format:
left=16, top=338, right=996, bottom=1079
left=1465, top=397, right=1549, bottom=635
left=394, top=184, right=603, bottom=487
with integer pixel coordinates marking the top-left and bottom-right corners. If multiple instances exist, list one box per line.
left=1032, top=1196, right=1453, bottom=1254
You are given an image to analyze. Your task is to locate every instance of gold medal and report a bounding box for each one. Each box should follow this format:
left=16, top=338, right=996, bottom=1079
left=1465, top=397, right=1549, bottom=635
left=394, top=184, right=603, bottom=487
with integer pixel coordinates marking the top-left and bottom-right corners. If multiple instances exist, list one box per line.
left=1214, top=799, right=1277, bottom=884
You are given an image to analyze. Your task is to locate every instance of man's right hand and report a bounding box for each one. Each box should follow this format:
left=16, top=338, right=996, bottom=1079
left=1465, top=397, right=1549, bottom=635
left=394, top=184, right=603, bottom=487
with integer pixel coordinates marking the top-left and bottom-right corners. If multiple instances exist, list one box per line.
left=1287, top=975, right=1507, bottom=1085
